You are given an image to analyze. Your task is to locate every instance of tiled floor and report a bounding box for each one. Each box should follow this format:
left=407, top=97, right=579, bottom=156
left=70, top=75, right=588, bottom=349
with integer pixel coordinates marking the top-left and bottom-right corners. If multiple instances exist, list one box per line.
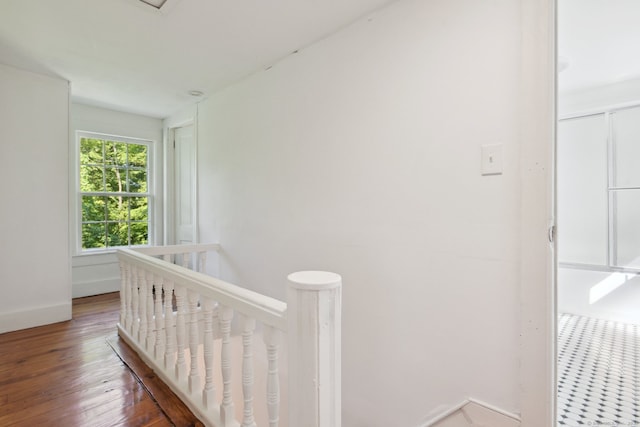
left=557, top=313, right=640, bottom=426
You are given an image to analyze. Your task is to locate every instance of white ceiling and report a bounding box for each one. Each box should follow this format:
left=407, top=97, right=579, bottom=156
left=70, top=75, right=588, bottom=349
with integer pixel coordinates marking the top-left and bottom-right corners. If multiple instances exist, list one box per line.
left=0, top=0, right=396, bottom=118
left=559, top=0, right=640, bottom=93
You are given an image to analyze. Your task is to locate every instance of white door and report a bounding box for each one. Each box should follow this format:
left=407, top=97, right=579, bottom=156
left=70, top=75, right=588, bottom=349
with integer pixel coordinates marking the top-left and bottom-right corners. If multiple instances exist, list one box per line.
left=173, top=125, right=196, bottom=245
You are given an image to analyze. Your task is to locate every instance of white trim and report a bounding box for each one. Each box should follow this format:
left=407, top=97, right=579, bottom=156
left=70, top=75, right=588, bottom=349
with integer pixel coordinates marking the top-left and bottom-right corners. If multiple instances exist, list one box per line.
left=419, top=400, right=470, bottom=427
left=467, top=398, right=520, bottom=422
left=419, top=399, right=521, bottom=427
left=77, top=130, right=154, bottom=145
left=194, top=105, right=199, bottom=244
left=0, top=302, right=72, bottom=334
left=519, top=0, right=556, bottom=426
left=66, top=81, right=73, bottom=303
left=72, top=277, right=120, bottom=298
left=72, top=252, right=119, bottom=265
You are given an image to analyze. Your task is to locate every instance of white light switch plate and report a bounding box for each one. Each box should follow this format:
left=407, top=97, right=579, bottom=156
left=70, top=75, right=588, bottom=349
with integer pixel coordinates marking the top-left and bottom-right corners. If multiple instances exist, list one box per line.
left=481, top=144, right=503, bottom=175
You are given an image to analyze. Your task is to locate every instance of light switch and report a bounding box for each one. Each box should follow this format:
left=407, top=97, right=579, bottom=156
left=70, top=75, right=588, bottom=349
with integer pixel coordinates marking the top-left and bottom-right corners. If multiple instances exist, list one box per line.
left=481, top=144, right=503, bottom=176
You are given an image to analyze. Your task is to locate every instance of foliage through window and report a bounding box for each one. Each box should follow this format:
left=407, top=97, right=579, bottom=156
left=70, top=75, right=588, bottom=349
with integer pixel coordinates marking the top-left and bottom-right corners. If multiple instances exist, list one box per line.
left=79, top=134, right=151, bottom=250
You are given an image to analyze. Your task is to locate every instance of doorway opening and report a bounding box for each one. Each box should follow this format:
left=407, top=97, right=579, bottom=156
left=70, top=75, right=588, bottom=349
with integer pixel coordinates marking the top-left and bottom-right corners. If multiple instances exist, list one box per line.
left=557, top=1, right=640, bottom=425
left=170, top=124, right=197, bottom=246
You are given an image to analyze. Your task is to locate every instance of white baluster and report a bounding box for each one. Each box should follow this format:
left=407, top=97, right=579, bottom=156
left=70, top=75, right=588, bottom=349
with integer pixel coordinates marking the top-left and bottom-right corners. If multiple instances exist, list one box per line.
left=131, top=266, right=140, bottom=338
left=219, top=305, right=235, bottom=426
left=175, top=285, right=188, bottom=381
left=241, top=317, right=257, bottom=427
left=182, top=252, right=189, bottom=269
left=119, top=261, right=127, bottom=326
left=263, top=326, right=281, bottom=427
left=124, top=262, right=133, bottom=331
left=188, top=290, right=201, bottom=394
left=288, top=271, right=342, bottom=427
left=202, top=297, right=216, bottom=409
left=146, top=271, right=155, bottom=351
left=154, top=275, right=165, bottom=360
left=164, top=280, right=177, bottom=370
left=138, top=269, right=148, bottom=344
left=199, top=251, right=207, bottom=273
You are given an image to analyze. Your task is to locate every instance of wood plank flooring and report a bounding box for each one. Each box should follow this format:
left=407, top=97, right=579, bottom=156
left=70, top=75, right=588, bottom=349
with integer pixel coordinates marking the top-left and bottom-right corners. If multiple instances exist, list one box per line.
left=0, top=292, right=202, bottom=427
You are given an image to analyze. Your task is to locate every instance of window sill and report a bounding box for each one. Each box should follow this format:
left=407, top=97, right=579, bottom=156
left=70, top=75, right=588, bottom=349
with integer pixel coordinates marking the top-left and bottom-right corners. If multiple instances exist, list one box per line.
left=73, top=245, right=153, bottom=264
left=72, top=251, right=119, bottom=267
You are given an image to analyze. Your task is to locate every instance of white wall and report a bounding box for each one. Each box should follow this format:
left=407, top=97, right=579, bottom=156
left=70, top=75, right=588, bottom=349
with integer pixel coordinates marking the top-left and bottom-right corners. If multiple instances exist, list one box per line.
left=169, top=0, right=524, bottom=424
left=70, top=103, right=163, bottom=297
left=0, top=63, right=71, bottom=333
left=559, top=268, right=640, bottom=325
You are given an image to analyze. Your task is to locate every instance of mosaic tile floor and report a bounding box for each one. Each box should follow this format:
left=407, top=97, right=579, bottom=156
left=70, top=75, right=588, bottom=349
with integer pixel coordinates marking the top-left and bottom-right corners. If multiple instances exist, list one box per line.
left=558, top=313, right=640, bottom=426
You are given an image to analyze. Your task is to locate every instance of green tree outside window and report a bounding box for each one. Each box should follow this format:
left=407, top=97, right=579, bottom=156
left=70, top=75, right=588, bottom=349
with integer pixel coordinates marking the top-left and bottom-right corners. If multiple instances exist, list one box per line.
left=80, top=136, right=150, bottom=250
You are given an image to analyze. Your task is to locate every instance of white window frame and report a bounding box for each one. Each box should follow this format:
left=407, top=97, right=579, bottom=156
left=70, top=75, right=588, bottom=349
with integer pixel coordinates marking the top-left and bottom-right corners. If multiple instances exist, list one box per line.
left=75, top=131, right=155, bottom=254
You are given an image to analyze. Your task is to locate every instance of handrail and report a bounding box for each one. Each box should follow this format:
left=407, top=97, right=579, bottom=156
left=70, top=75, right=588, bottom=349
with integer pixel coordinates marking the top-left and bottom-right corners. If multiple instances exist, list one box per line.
left=134, top=243, right=221, bottom=257
left=118, top=247, right=287, bottom=331
left=117, top=243, right=342, bottom=427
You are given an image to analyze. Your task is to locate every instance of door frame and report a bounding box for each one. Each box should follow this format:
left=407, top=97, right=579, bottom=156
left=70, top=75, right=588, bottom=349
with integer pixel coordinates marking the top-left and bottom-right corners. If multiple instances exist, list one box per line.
left=519, top=0, right=557, bottom=425
left=164, top=114, right=198, bottom=246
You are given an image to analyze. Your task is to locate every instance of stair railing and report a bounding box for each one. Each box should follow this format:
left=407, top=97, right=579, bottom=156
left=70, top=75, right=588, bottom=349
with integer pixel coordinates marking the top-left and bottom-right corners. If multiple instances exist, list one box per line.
left=117, top=244, right=341, bottom=427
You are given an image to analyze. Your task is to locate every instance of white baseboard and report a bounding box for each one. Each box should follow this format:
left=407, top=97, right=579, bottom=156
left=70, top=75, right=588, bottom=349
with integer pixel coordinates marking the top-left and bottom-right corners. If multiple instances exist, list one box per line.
left=72, top=277, right=120, bottom=298
left=421, top=398, right=520, bottom=427
left=0, top=302, right=72, bottom=334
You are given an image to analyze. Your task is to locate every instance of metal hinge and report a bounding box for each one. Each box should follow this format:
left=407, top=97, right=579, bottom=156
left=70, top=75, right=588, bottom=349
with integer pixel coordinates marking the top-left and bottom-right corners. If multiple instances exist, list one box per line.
left=548, top=225, right=556, bottom=243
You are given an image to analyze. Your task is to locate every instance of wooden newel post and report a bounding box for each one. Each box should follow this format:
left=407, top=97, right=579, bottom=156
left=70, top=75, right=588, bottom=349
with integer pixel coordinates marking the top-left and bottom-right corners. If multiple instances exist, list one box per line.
left=287, top=271, right=342, bottom=427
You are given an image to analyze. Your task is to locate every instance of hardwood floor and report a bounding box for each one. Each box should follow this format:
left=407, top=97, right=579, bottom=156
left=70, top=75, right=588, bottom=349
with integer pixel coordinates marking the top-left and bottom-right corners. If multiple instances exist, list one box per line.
left=0, top=292, right=202, bottom=427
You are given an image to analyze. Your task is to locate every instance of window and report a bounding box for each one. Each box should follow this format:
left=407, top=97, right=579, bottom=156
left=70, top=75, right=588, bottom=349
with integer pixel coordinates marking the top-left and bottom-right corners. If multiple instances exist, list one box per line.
left=79, top=133, right=152, bottom=251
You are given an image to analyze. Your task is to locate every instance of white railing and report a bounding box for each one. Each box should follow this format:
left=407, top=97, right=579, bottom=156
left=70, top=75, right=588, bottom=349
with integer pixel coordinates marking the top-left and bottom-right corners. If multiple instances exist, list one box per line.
left=116, top=243, right=341, bottom=427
